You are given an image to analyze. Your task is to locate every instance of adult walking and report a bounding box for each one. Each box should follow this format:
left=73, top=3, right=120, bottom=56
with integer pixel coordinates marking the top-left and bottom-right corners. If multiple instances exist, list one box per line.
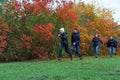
left=71, top=28, right=82, bottom=60
left=92, top=34, right=103, bottom=58
left=58, top=28, right=73, bottom=61
left=106, top=36, right=118, bottom=57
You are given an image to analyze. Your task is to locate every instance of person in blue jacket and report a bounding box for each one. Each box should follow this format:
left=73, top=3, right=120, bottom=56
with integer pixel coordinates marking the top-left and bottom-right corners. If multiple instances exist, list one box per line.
left=58, top=28, right=73, bottom=61
left=92, top=34, right=103, bottom=58
left=106, top=36, right=118, bottom=57
left=71, top=28, right=82, bottom=60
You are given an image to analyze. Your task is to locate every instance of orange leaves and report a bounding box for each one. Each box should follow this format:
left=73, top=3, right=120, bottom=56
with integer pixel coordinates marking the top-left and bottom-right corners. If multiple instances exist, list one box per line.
left=21, top=34, right=32, bottom=42
left=32, top=47, right=48, bottom=59
left=0, top=22, right=11, bottom=53
left=78, top=26, right=88, bottom=33
left=0, top=36, right=7, bottom=53
left=56, top=1, right=79, bottom=27
left=31, top=23, right=54, bottom=59
left=20, top=34, right=32, bottom=49
left=0, top=22, right=12, bottom=35
left=32, top=23, right=54, bottom=41
left=72, top=2, right=94, bottom=17
left=57, top=8, right=78, bottom=26
left=73, top=2, right=118, bottom=37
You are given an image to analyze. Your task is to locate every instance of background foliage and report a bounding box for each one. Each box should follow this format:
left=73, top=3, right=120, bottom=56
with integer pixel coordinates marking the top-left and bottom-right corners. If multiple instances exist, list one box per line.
left=0, top=0, right=120, bottom=61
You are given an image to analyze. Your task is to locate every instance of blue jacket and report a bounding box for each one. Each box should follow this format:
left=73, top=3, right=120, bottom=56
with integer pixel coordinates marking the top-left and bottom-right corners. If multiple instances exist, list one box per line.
left=59, top=32, right=68, bottom=45
left=92, top=37, right=103, bottom=47
left=71, top=32, right=81, bottom=46
left=106, top=39, right=118, bottom=48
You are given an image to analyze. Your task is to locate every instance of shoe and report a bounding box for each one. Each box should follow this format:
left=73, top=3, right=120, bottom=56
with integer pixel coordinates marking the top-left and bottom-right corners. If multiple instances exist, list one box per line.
left=70, top=55, right=73, bottom=60
left=58, top=58, right=62, bottom=61
left=80, top=57, right=82, bottom=60
left=71, top=57, right=73, bottom=60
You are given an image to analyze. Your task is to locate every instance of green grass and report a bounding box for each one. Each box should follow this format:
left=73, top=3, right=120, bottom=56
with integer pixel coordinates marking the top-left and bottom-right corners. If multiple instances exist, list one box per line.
left=0, top=56, right=120, bottom=80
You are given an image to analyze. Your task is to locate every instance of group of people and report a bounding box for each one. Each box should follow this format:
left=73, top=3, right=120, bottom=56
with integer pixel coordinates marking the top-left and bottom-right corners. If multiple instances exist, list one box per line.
left=58, top=27, right=118, bottom=61
left=92, top=34, right=118, bottom=58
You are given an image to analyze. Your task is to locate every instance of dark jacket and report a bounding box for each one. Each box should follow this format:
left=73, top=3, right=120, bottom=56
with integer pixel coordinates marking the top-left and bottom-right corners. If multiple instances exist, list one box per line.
left=71, top=32, right=81, bottom=46
left=106, top=39, right=118, bottom=48
left=59, top=32, right=68, bottom=45
left=92, top=37, right=103, bottom=47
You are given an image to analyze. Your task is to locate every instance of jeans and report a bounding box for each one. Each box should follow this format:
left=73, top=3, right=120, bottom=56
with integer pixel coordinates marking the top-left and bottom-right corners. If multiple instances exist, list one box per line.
left=109, top=47, right=116, bottom=57
left=72, top=45, right=82, bottom=58
left=94, top=46, right=99, bottom=57
left=59, top=44, right=73, bottom=59
left=113, top=47, right=116, bottom=54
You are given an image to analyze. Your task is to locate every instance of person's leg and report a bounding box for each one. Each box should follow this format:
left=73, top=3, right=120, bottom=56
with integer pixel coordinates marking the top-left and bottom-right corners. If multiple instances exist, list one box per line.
left=93, top=46, right=96, bottom=57
left=113, top=47, right=116, bottom=54
left=71, top=45, right=76, bottom=52
left=76, top=45, right=82, bottom=59
left=58, top=44, right=64, bottom=59
left=109, top=47, right=113, bottom=57
left=112, top=47, right=114, bottom=56
left=65, top=44, right=73, bottom=60
left=96, top=46, right=99, bottom=57
left=94, top=46, right=99, bottom=58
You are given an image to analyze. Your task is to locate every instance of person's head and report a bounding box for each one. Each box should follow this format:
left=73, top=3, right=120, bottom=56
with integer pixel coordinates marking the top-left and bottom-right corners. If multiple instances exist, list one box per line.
left=73, top=28, right=78, bottom=33
left=95, top=34, right=99, bottom=37
left=110, top=36, right=113, bottom=39
left=59, top=28, right=65, bottom=33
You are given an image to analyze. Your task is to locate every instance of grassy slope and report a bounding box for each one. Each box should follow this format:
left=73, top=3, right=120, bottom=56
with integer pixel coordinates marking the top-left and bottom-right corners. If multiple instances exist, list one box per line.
left=0, top=56, right=120, bottom=80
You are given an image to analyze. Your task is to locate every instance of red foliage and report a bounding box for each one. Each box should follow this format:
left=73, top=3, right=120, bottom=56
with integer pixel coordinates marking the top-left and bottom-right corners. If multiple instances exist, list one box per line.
left=0, top=36, right=7, bottom=53
left=32, top=23, right=54, bottom=41
left=14, top=0, right=20, bottom=9
left=56, top=1, right=78, bottom=26
left=32, top=47, right=48, bottom=59
left=13, top=0, right=53, bottom=15
left=0, top=22, right=11, bottom=53
left=0, top=22, right=12, bottom=35
left=20, top=34, right=32, bottom=49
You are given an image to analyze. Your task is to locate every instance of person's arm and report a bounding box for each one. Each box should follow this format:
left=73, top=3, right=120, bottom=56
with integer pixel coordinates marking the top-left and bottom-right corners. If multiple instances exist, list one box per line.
left=59, top=33, right=67, bottom=39
left=76, top=33, right=81, bottom=43
left=113, top=39, right=118, bottom=48
left=114, top=39, right=118, bottom=44
left=99, top=38, right=103, bottom=44
left=105, top=41, right=108, bottom=46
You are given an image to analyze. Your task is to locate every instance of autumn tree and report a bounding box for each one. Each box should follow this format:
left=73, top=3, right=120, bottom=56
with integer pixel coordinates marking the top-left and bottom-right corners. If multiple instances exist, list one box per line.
left=71, top=1, right=119, bottom=55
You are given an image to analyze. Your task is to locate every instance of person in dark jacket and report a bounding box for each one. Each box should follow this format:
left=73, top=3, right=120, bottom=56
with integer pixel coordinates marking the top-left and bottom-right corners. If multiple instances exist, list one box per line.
left=106, top=36, right=118, bottom=57
left=58, top=28, right=73, bottom=61
left=92, top=34, right=103, bottom=58
left=71, top=28, right=82, bottom=60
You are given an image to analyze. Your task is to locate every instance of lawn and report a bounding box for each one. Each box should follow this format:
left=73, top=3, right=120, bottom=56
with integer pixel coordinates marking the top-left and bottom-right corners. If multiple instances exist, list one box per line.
left=0, top=56, right=120, bottom=80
